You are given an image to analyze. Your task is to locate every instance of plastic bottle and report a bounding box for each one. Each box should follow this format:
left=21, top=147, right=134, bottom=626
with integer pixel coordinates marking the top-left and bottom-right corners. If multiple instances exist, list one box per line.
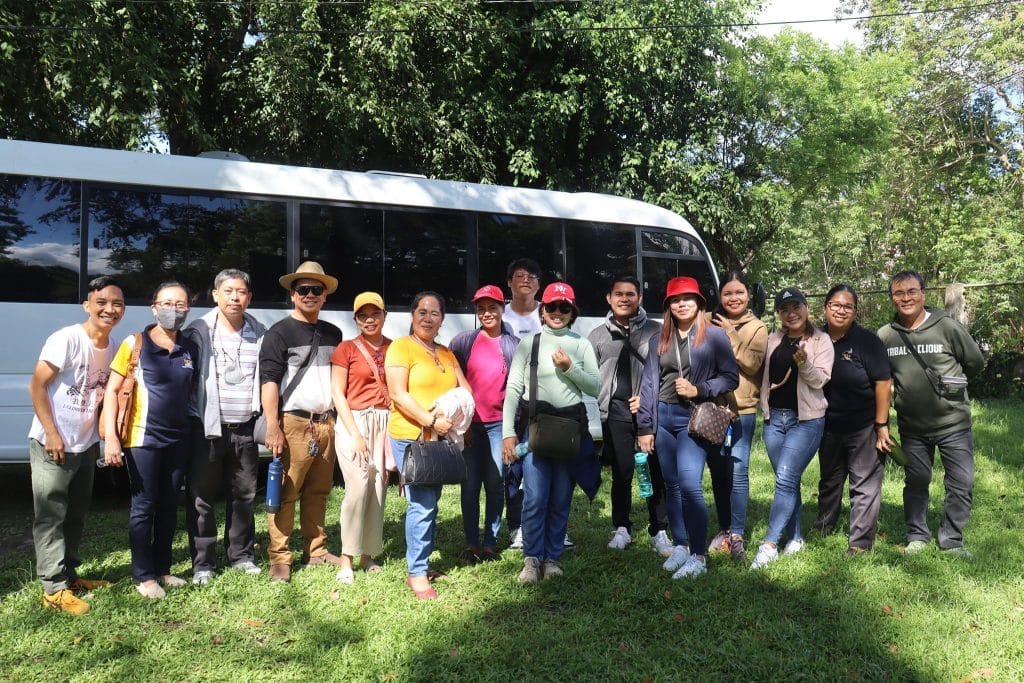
left=515, top=442, right=530, bottom=459
left=634, top=452, right=654, bottom=498
left=723, top=424, right=733, bottom=448
left=266, top=457, right=283, bottom=513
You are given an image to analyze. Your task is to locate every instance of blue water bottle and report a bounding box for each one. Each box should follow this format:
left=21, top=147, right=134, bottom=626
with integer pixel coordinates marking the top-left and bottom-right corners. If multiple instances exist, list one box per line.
left=515, top=442, right=530, bottom=459
left=724, top=424, right=733, bottom=448
left=634, top=452, right=654, bottom=498
left=266, top=457, right=283, bottom=513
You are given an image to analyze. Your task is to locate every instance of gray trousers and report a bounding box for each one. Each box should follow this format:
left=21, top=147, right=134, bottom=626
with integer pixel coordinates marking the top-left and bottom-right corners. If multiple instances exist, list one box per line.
left=30, top=438, right=98, bottom=594
left=902, top=429, right=974, bottom=549
left=814, top=424, right=885, bottom=549
left=186, top=418, right=259, bottom=571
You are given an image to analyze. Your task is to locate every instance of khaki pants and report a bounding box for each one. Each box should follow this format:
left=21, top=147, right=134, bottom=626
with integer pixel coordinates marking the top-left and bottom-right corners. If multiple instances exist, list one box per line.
left=336, top=408, right=390, bottom=557
left=267, top=413, right=336, bottom=566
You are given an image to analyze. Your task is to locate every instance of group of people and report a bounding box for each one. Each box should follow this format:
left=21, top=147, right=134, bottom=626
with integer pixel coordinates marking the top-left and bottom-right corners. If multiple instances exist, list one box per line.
left=28, top=255, right=985, bottom=612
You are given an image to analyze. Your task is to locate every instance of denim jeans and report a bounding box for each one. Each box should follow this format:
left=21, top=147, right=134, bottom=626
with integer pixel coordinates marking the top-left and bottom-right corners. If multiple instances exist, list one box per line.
left=520, top=434, right=575, bottom=562
left=725, top=413, right=756, bottom=537
left=655, top=402, right=717, bottom=556
left=902, top=429, right=974, bottom=549
left=461, top=421, right=506, bottom=548
left=762, top=409, right=825, bottom=545
left=391, top=438, right=442, bottom=577
left=126, top=441, right=189, bottom=583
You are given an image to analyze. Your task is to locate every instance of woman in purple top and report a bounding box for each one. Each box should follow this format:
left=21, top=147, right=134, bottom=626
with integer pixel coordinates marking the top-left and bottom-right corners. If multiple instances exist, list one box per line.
left=450, top=285, right=521, bottom=563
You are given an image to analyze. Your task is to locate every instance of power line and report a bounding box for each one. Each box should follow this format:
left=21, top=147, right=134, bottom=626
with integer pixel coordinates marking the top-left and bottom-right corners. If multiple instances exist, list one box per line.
left=3, top=0, right=1023, bottom=37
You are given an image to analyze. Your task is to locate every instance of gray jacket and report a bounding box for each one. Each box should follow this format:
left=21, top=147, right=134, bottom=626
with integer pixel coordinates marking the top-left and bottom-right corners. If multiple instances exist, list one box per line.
left=183, top=309, right=267, bottom=439
left=587, top=307, right=661, bottom=421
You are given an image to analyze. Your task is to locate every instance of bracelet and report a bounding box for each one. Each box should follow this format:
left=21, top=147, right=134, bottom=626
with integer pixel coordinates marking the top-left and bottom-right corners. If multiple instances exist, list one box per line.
left=429, top=415, right=438, bottom=429
left=874, top=421, right=889, bottom=430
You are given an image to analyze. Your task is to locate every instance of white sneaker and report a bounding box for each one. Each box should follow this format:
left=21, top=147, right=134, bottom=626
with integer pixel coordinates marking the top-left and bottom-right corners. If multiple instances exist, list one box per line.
left=509, top=527, right=523, bottom=550
left=782, top=538, right=805, bottom=556
left=650, top=530, right=673, bottom=557
left=749, top=543, right=779, bottom=570
left=671, top=555, right=707, bottom=579
left=191, top=569, right=215, bottom=586
left=662, top=545, right=691, bottom=572
left=607, top=527, right=632, bottom=550
left=563, top=533, right=574, bottom=549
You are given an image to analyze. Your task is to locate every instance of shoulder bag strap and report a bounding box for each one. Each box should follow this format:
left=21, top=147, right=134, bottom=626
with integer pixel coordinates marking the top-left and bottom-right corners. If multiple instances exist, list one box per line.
left=351, top=337, right=382, bottom=385
left=280, top=324, right=321, bottom=407
left=896, top=328, right=942, bottom=397
left=529, top=334, right=541, bottom=422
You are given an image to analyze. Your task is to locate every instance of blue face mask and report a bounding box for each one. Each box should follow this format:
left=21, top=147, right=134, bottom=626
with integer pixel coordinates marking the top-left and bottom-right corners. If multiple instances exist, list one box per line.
left=154, top=307, right=188, bottom=331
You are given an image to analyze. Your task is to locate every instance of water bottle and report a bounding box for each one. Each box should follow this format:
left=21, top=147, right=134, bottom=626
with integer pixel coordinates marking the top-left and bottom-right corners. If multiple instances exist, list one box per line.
left=634, top=452, right=654, bottom=498
left=266, top=457, right=283, bottom=513
left=723, top=424, right=733, bottom=449
left=514, top=442, right=530, bottom=459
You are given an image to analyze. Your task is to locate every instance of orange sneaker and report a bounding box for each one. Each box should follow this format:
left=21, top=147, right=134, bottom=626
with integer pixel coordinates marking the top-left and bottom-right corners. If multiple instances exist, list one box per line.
left=69, top=577, right=111, bottom=592
left=42, top=589, right=90, bottom=615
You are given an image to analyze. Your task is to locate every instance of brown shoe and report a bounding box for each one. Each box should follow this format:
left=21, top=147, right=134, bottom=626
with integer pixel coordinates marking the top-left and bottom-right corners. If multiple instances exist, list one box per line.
left=304, top=552, right=344, bottom=567
left=42, top=589, right=90, bottom=615
left=69, top=577, right=112, bottom=592
left=269, top=564, right=291, bottom=583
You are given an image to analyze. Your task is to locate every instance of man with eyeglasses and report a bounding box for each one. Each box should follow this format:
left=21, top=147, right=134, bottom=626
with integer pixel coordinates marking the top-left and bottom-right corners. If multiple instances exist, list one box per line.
left=877, top=270, right=985, bottom=558
left=503, top=258, right=543, bottom=340
left=183, top=269, right=267, bottom=585
left=259, top=261, right=344, bottom=582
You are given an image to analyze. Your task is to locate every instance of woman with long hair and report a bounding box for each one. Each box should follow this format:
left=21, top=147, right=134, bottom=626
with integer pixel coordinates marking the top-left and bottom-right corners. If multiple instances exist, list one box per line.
left=104, top=281, right=199, bottom=599
left=706, top=270, right=768, bottom=561
left=750, top=287, right=834, bottom=570
left=385, top=291, right=471, bottom=600
left=637, top=276, right=738, bottom=579
left=811, top=284, right=892, bottom=556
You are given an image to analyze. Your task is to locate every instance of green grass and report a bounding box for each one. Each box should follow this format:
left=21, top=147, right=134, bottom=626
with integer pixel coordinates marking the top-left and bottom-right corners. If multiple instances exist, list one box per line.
left=2, top=400, right=1023, bottom=682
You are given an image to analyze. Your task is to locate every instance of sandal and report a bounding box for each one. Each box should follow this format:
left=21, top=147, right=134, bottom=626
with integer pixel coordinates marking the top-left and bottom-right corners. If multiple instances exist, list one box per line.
left=363, top=562, right=383, bottom=574
left=406, top=576, right=438, bottom=600
left=459, top=548, right=481, bottom=565
left=426, top=569, right=449, bottom=583
left=336, top=568, right=355, bottom=584
left=478, top=547, right=499, bottom=563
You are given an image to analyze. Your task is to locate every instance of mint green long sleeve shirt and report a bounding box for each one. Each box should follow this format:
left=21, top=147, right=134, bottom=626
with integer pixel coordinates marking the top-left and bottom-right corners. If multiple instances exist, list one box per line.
left=501, top=325, right=601, bottom=439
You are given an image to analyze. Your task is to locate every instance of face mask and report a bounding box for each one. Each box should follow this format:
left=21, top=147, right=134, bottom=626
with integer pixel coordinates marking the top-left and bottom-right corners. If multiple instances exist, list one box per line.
left=154, top=307, right=188, bottom=331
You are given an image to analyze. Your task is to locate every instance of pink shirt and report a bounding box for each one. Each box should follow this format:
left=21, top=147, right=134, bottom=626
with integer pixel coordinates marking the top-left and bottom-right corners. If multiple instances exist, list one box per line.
left=466, top=332, right=507, bottom=423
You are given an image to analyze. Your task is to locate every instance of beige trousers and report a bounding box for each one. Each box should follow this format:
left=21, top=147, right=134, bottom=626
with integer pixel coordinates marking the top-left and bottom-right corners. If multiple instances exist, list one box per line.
left=336, top=408, right=390, bottom=557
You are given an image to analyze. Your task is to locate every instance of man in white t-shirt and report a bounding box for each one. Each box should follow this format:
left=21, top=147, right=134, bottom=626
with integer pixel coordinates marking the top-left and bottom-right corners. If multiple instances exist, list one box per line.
left=28, top=276, right=125, bottom=615
left=502, top=258, right=542, bottom=340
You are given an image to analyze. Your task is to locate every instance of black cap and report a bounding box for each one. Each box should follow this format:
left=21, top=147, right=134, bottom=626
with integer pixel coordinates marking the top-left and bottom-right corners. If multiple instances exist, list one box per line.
left=774, top=287, right=807, bottom=310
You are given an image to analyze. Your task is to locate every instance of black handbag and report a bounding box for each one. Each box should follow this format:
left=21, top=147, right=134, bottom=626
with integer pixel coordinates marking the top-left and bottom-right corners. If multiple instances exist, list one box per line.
left=401, top=430, right=467, bottom=486
left=525, top=335, right=582, bottom=460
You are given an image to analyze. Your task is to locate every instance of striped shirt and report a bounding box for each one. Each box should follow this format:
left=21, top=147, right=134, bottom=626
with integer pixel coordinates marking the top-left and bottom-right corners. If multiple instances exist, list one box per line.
left=212, top=320, right=260, bottom=424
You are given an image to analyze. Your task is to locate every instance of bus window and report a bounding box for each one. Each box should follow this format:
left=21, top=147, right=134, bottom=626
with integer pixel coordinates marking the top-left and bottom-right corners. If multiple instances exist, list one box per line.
left=642, top=255, right=716, bottom=307
left=641, top=230, right=704, bottom=257
left=565, top=221, right=637, bottom=315
left=477, top=214, right=562, bottom=297
left=300, top=204, right=384, bottom=308
left=0, top=175, right=80, bottom=303
left=384, top=209, right=471, bottom=309
left=88, top=187, right=286, bottom=304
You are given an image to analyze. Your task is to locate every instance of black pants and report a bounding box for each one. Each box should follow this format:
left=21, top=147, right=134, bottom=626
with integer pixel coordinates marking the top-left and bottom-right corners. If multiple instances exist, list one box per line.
left=603, top=420, right=667, bottom=536
left=187, top=418, right=259, bottom=570
left=813, top=424, right=885, bottom=549
left=705, top=446, right=734, bottom=534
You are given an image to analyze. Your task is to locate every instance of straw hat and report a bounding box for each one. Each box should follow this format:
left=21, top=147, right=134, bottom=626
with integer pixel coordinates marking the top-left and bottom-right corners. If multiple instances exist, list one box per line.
left=278, top=261, right=338, bottom=294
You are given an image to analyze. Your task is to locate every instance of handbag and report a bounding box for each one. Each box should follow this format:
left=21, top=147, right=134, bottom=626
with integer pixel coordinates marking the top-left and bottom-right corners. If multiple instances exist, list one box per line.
left=99, top=332, right=142, bottom=443
left=896, top=330, right=969, bottom=398
left=525, top=335, right=581, bottom=460
left=673, top=329, right=733, bottom=447
left=253, top=325, right=321, bottom=445
left=401, top=429, right=466, bottom=486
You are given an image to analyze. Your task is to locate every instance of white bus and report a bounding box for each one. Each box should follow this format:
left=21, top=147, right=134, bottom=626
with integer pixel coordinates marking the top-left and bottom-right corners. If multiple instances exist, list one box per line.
left=0, top=139, right=720, bottom=463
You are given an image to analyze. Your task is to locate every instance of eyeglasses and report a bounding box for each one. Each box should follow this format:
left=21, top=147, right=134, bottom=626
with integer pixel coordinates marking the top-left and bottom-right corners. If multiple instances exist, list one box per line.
left=544, top=302, right=573, bottom=315
left=826, top=302, right=857, bottom=313
left=154, top=301, right=189, bottom=311
left=294, top=285, right=325, bottom=297
left=891, top=288, right=923, bottom=300
left=511, top=272, right=539, bottom=281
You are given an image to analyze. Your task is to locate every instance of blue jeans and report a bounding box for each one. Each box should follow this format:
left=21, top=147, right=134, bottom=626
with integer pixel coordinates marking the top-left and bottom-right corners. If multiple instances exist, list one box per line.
left=461, top=421, right=505, bottom=548
left=727, top=413, right=756, bottom=537
left=391, top=438, right=443, bottom=577
left=762, top=410, right=825, bottom=545
left=125, top=441, right=188, bottom=583
left=655, top=402, right=717, bottom=556
left=520, top=434, right=576, bottom=562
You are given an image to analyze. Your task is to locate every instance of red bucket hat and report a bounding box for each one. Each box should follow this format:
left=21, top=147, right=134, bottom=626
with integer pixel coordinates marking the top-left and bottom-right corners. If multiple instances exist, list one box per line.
left=541, top=282, right=576, bottom=305
left=663, top=276, right=706, bottom=309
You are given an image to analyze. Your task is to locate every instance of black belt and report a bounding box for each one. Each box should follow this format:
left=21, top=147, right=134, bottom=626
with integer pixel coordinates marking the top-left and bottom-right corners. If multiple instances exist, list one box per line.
left=286, top=409, right=336, bottom=422
left=222, top=417, right=255, bottom=430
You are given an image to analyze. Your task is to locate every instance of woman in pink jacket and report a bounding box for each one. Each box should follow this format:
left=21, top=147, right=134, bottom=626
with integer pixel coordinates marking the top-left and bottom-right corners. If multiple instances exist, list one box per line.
left=750, top=287, right=833, bottom=570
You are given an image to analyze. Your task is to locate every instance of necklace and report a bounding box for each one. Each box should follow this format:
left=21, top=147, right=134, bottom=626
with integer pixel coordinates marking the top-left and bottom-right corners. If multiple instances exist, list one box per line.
left=214, top=314, right=248, bottom=385
left=410, top=334, right=445, bottom=373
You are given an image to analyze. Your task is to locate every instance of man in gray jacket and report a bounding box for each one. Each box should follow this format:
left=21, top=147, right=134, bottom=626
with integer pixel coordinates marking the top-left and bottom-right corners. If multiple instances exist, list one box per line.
left=877, top=270, right=985, bottom=558
left=184, top=268, right=267, bottom=584
left=588, top=276, right=671, bottom=555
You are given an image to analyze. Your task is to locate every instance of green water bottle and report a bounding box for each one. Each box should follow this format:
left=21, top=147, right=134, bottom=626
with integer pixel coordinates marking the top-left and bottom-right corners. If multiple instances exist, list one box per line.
left=634, top=452, right=654, bottom=498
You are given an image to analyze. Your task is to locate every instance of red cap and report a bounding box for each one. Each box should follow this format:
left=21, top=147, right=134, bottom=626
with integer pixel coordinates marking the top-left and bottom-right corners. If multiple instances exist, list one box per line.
left=471, top=285, right=506, bottom=304
left=541, top=282, right=576, bottom=305
left=663, top=276, right=706, bottom=309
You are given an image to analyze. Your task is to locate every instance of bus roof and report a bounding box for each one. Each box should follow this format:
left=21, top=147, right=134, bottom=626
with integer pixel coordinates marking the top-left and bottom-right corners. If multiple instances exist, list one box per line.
left=0, top=139, right=696, bottom=234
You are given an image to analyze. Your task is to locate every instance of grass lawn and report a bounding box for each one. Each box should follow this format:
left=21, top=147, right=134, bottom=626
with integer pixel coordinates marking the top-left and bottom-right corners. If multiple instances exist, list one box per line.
left=1, top=399, right=1022, bottom=682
